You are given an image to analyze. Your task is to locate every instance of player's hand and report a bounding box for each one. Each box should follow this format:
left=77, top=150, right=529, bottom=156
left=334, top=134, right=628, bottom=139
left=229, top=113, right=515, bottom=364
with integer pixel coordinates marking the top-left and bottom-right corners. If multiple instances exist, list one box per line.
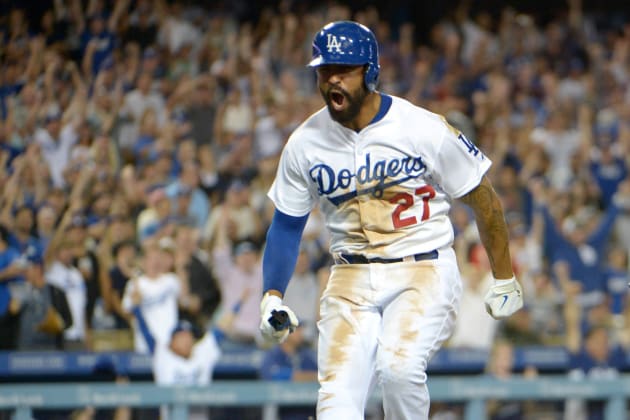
left=484, top=276, right=523, bottom=319
left=259, top=292, right=299, bottom=344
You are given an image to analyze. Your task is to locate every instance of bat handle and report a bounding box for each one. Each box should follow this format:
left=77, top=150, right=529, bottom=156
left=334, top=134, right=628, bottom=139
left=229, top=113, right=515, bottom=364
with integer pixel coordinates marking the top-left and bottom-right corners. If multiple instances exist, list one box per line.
left=268, top=309, right=290, bottom=331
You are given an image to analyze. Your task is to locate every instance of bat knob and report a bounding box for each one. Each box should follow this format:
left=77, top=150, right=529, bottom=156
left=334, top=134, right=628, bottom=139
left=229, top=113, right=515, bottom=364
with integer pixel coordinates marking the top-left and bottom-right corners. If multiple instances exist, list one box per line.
left=268, top=309, right=290, bottom=331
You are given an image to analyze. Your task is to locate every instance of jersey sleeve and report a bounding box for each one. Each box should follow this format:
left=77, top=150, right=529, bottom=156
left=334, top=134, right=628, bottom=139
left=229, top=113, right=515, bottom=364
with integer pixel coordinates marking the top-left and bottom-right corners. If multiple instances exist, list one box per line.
left=431, top=120, right=492, bottom=198
left=267, top=139, right=315, bottom=217
left=192, top=333, right=222, bottom=385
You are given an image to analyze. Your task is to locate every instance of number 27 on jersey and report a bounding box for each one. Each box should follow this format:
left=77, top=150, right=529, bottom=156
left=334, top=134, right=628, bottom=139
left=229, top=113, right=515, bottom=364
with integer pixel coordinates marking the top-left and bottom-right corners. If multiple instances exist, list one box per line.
left=389, top=185, right=436, bottom=229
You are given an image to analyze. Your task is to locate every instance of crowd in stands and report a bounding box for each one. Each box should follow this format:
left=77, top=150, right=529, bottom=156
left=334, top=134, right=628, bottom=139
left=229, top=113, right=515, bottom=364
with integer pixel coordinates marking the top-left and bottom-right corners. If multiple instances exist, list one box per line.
left=0, top=0, right=630, bottom=418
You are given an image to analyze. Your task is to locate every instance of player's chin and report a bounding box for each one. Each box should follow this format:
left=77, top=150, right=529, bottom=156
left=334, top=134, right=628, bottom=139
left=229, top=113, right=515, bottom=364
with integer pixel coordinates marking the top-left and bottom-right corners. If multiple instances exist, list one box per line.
left=326, top=100, right=359, bottom=123
left=327, top=106, right=351, bottom=122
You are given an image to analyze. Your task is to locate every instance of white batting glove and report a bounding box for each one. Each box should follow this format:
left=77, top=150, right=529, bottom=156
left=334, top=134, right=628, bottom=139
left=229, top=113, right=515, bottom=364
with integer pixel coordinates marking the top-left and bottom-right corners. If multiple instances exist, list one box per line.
left=259, top=292, right=299, bottom=344
left=484, top=276, right=523, bottom=319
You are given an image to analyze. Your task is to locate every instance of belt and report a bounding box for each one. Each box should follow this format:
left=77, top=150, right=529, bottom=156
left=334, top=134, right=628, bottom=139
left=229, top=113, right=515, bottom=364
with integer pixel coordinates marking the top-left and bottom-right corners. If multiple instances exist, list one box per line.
left=335, top=249, right=438, bottom=265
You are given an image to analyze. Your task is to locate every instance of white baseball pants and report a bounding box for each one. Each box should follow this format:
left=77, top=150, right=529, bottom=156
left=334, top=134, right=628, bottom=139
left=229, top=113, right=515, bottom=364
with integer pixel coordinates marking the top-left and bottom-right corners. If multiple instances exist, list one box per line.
left=316, top=247, right=462, bottom=420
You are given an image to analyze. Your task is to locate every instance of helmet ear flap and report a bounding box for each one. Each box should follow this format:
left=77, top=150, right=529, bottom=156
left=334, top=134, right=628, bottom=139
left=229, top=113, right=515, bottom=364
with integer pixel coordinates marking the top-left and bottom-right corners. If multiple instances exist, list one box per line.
left=364, top=62, right=379, bottom=92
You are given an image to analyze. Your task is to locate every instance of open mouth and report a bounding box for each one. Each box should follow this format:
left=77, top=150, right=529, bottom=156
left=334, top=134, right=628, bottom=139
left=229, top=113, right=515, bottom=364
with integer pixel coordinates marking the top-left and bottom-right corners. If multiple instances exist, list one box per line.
left=329, top=90, right=346, bottom=111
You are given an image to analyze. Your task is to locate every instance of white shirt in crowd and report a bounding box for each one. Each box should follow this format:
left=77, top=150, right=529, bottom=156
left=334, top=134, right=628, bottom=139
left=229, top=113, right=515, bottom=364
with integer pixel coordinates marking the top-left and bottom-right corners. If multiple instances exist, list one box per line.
left=448, top=273, right=497, bottom=350
left=122, top=273, right=181, bottom=354
left=46, top=260, right=86, bottom=341
left=34, top=124, right=78, bottom=188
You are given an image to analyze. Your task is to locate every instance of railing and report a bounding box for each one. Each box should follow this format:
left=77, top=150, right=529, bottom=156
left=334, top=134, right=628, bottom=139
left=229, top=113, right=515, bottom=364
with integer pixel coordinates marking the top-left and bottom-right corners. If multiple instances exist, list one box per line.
left=0, top=346, right=572, bottom=378
left=1, top=376, right=629, bottom=420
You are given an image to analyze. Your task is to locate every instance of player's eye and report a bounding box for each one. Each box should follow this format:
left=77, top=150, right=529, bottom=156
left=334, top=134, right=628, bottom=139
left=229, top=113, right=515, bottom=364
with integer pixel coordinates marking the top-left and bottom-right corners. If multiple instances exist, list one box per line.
left=317, top=65, right=362, bottom=78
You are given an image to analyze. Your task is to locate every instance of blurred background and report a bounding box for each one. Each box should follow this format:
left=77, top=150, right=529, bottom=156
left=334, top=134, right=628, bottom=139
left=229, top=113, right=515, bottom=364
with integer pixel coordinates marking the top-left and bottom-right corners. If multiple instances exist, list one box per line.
left=0, top=0, right=629, bottom=419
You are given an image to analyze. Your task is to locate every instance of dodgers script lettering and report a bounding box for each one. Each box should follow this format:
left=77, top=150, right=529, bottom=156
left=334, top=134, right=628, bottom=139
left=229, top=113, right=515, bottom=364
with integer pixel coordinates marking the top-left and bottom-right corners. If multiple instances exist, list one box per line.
left=309, top=153, right=427, bottom=205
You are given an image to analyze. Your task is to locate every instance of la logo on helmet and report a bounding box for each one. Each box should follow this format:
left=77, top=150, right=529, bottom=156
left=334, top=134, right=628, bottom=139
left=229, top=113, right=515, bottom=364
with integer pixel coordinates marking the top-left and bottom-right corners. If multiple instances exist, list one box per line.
left=326, top=34, right=343, bottom=53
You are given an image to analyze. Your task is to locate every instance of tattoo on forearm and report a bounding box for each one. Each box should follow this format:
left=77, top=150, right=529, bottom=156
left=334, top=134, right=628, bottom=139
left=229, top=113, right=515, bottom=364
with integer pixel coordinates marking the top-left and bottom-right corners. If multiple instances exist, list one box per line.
left=460, top=178, right=512, bottom=277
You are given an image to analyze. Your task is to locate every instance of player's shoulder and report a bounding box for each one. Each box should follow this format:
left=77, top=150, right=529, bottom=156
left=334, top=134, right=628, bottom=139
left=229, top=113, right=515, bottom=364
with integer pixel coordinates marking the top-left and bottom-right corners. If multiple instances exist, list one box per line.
left=282, top=106, right=330, bottom=153
left=387, top=95, right=451, bottom=130
left=289, top=107, right=329, bottom=140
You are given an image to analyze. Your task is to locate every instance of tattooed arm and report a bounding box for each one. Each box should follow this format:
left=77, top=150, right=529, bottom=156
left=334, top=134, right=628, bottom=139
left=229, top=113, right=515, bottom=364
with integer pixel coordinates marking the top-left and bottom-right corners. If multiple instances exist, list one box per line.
left=459, top=176, right=514, bottom=280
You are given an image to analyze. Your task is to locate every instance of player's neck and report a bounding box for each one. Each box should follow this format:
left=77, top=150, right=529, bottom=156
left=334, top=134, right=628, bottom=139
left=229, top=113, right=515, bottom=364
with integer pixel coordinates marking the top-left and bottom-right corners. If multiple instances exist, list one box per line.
left=341, top=91, right=381, bottom=133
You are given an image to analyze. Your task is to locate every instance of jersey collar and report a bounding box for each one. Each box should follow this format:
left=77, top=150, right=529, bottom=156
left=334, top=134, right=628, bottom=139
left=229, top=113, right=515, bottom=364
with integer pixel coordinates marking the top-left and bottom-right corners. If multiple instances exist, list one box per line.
left=368, top=93, right=392, bottom=126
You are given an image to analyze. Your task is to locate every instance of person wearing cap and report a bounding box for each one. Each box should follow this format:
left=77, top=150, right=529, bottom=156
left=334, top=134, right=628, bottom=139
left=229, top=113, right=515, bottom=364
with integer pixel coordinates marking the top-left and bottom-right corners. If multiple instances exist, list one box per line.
left=130, top=292, right=221, bottom=420
left=79, top=0, right=127, bottom=76
left=13, top=253, right=73, bottom=351
left=165, top=160, right=210, bottom=231
left=140, top=47, right=163, bottom=78
left=535, top=181, right=630, bottom=312
left=209, top=205, right=263, bottom=347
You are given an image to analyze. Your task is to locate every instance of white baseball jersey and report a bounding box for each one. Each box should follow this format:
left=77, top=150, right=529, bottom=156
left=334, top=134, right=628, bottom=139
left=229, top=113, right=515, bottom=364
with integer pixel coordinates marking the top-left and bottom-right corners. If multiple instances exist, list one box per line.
left=269, top=94, right=491, bottom=259
left=153, top=333, right=221, bottom=386
left=122, top=273, right=181, bottom=354
left=154, top=334, right=221, bottom=420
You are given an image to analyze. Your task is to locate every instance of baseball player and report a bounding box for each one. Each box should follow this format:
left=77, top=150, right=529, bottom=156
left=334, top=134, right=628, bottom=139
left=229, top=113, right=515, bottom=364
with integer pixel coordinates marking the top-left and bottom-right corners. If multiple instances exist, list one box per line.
left=259, top=21, right=523, bottom=419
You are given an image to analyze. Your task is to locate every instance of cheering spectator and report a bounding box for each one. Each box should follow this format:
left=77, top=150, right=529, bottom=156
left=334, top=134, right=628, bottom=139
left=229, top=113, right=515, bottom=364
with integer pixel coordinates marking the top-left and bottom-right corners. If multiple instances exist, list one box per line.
left=0, top=225, right=28, bottom=350
left=132, top=303, right=220, bottom=420
left=121, top=238, right=182, bottom=354
left=563, top=264, right=630, bottom=420
left=118, top=72, right=167, bottom=153
left=13, top=255, right=72, bottom=351
left=173, top=224, right=221, bottom=328
left=137, top=186, right=172, bottom=243
left=0, top=6, right=629, bottom=416
left=203, top=178, right=262, bottom=248
left=33, top=107, right=79, bottom=188
left=79, top=0, right=127, bottom=77
left=104, top=240, right=138, bottom=330
left=210, top=206, right=262, bottom=347
left=44, top=235, right=88, bottom=350
left=165, top=160, right=210, bottom=230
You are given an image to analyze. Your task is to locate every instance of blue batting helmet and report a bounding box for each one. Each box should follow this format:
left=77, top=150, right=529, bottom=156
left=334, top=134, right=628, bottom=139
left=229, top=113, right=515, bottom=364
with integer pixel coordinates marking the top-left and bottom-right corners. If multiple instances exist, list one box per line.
left=308, top=21, right=380, bottom=91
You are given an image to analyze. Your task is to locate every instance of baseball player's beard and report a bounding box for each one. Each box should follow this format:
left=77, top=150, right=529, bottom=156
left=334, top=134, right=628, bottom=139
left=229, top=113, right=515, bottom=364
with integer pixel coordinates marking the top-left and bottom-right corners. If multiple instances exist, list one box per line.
left=322, top=85, right=368, bottom=124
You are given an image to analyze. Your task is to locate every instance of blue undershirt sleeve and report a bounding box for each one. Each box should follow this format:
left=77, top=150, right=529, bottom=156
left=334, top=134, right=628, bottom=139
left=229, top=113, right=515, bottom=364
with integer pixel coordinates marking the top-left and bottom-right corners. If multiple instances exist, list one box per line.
left=262, top=209, right=309, bottom=295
